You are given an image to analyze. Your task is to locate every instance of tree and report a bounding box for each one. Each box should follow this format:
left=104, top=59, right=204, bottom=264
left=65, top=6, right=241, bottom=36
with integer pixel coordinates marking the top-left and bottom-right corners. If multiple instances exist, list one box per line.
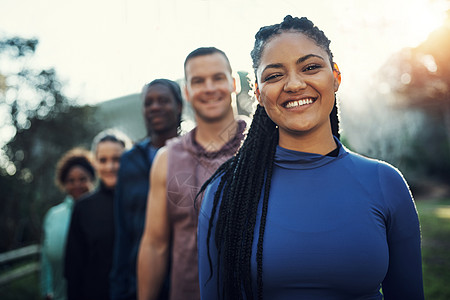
left=365, top=10, right=450, bottom=184
left=0, top=37, right=99, bottom=251
left=390, top=10, right=450, bottom=139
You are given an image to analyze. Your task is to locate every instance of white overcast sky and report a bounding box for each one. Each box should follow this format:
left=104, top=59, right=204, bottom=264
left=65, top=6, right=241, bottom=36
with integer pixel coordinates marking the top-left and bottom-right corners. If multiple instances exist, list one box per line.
left=0, top=0, right=448, bottom=105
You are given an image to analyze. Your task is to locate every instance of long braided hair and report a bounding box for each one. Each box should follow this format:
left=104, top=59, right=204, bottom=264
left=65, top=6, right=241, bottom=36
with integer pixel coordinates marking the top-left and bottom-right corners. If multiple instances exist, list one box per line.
left=200, top=15, right=340, bottom=300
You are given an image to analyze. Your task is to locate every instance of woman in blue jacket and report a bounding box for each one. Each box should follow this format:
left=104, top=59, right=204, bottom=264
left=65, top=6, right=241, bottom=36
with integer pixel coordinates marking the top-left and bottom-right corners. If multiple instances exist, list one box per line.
left=198, top=15, right=424, bottom=300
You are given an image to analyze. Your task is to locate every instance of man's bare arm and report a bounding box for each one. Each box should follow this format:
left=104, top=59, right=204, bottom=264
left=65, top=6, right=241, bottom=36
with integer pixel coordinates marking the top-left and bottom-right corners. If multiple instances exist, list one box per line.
left=137, top=148, right=170, bottom=300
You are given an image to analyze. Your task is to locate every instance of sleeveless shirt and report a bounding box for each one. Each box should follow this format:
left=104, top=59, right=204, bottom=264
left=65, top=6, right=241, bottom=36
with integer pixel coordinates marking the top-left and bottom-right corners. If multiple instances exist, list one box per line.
left=166, top=120, right=245, bottom=300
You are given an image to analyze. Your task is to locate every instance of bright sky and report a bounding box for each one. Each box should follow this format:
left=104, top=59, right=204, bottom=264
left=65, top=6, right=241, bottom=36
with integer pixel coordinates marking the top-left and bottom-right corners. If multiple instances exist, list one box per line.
left=0, top=0, right=448, bottom=105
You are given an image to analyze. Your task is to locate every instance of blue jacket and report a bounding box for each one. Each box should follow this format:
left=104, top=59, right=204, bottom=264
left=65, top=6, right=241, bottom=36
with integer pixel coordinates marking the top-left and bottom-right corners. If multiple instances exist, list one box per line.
left=110, top=138, right=160, bottom=300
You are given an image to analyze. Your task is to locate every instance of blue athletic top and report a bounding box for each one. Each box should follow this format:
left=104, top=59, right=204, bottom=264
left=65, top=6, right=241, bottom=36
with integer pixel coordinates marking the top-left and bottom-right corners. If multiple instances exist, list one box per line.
left=198, top=140, right=424, bottom=299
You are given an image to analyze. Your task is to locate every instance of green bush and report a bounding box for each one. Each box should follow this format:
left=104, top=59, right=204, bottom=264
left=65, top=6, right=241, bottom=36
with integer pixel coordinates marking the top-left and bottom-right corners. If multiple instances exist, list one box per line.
left=417, top=198, right=450, bottom=300
left=0, top=273, right=39, bottom=300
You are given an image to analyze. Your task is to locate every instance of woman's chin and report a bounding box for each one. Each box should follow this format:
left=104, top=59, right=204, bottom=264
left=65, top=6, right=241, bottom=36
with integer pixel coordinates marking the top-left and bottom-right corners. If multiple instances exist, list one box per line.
left=102, top=178, right=117, bottom=189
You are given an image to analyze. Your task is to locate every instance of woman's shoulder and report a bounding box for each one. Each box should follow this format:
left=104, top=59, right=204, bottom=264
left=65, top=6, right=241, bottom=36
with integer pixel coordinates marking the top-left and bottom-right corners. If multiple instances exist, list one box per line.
left=43, top=198, right=73, bottom=227
left=45, top=197, right=71, bottom=216
left=344, top=148, right=411, bottom=197
left=344, top=148, right=403, bottom=177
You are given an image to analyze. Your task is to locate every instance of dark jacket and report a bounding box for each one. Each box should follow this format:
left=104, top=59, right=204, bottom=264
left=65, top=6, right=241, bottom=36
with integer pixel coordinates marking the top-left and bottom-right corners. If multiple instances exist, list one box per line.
left=64, top=182, right=115, bottom=300
left=109, top=138, right=167, bottom=300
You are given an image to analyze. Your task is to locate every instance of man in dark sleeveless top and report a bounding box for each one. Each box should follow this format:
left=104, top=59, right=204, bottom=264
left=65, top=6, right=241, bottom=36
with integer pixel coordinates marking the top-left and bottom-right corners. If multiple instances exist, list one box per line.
left=137, top=47, right=246, bottom=300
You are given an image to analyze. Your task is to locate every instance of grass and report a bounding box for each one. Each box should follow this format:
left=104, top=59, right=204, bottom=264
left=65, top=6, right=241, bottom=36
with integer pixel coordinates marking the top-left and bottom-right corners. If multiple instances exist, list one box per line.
left=416, top=197, right=450, bottom=300
left=0, top=198, right=449, bottom=299
left=0, top=272, right=40, bottom=300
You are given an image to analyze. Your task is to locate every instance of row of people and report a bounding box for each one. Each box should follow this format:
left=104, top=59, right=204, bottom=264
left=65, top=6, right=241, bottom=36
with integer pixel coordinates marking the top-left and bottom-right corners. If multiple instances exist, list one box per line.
left=41, top=78, right=183, bottom=300
left=42, top=15, right=424, bottom=300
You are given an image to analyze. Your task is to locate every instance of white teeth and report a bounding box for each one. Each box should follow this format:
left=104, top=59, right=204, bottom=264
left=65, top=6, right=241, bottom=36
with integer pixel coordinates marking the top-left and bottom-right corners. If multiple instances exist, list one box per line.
left=285, top=98, right=314, bottom=108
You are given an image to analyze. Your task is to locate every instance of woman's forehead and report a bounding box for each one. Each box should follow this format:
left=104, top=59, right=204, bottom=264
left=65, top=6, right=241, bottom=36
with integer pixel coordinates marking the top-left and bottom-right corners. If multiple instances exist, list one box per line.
left=259, top=32, right=329, bottom=66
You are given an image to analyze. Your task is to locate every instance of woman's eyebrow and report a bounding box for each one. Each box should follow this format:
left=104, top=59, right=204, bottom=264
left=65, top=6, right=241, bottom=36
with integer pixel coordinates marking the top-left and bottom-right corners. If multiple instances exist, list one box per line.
left=261, top=63, right=283, bottom=73
left=262, top=54, right=325, bottom=74
left=296, top=54, right=325, bottom=64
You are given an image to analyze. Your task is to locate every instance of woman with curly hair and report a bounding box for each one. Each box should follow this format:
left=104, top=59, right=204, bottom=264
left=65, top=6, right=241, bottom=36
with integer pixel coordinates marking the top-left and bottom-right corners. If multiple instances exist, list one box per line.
left=41, top=148, right=96, bottom=300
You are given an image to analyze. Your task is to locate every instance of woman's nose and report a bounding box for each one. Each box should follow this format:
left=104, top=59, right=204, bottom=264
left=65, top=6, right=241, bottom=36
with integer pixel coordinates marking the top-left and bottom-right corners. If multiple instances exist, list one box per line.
left=284, top=73, right=307, bottom=92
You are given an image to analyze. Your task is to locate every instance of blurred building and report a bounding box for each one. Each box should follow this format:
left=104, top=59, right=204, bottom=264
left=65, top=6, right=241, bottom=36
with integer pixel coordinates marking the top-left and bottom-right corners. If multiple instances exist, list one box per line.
left=96, top=93, right=146, bottom=142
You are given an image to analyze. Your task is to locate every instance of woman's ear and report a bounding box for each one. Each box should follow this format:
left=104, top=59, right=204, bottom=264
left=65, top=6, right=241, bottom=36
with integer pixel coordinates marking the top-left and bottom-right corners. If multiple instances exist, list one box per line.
left=255, top=82, right=263, bottom=106
left=333, top=62, right=341, bottom=92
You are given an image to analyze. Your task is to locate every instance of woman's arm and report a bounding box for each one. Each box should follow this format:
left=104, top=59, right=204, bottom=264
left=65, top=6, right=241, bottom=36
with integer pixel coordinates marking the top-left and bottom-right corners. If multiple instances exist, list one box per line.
left=40, top=213, right=54, bottom=299
left=379, top=164, right=424, bottom=299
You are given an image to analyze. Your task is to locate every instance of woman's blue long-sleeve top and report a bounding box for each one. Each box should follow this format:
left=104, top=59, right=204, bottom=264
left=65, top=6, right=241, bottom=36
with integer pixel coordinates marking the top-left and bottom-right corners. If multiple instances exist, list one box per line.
left=198, top=142, right=424, bottom=299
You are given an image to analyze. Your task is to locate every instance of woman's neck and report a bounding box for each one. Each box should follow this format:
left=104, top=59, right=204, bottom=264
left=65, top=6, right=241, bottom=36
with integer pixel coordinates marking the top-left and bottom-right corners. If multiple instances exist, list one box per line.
left=278, top=126, right=336, bottom=155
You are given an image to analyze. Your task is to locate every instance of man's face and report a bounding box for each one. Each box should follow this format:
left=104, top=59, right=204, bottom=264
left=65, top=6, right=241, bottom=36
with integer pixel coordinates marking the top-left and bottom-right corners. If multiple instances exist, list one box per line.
left=143, top=84, right=181, bottom=135
left=184, top=53, right=235, bottom=123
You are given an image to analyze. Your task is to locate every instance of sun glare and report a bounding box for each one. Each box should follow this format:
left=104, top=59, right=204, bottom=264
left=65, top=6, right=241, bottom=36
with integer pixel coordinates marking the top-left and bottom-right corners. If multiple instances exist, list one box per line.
left=402, top=1, right=448, bottom=47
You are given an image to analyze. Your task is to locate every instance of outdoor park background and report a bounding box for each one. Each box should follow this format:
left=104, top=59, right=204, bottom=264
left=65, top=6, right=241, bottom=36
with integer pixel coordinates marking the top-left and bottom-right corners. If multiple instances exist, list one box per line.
left=1, top=0, right=450, bottom=298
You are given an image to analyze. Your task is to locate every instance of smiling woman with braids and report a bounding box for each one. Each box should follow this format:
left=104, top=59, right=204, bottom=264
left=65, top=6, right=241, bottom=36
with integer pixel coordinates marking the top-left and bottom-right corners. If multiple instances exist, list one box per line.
left=197, top=16, right=424, bottom=300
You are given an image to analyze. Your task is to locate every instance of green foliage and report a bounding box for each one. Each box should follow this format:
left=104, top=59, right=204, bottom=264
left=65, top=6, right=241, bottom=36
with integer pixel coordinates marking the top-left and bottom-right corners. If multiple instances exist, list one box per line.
left=0, top=273, right=40, bottom=300
left=349, top=14, right=450, bottom=186
left=387, top=13, right=450, bottom=183
left=0, top=37, right=100, bottom=252
left=0, top=37, right=38, bottom=58
left=416, top=199, right=450, bottom=300
left=394, top=18, right=450, bottom=110
left=236, top=71, right=255, bottom=117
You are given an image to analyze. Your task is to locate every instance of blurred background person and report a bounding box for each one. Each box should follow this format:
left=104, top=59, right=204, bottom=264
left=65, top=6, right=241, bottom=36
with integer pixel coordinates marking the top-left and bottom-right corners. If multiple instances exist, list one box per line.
left=110, top=79, right=183, bottom=300
left=41, top=148, right=96, bottom=300
left=64, top=129, right=131, bottom=300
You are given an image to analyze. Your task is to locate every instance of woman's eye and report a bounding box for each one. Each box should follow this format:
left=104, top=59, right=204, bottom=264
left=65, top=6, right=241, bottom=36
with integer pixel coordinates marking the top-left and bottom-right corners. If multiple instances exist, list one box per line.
left=304, top=64, right=321, bottom=72
left=264, top=74, right=282, bottom=82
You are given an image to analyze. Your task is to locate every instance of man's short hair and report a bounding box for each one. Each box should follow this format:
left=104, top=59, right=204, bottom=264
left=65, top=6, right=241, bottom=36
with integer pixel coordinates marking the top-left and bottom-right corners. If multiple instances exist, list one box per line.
left=184, top=47, right=232, bottom=79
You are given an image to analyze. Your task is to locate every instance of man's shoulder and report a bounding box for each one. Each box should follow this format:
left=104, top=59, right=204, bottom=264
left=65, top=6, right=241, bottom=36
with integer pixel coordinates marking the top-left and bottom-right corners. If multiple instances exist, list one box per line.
left=166, top=131, right=193, bottom=150
left=127, top=138, right=151, bottom=153
left=120, top=139, right=151, bottom=161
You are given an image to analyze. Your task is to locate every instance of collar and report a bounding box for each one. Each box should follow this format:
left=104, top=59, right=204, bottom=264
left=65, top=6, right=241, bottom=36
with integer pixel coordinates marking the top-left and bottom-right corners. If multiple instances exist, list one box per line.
left=274, top=137, right=347, bottom=170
